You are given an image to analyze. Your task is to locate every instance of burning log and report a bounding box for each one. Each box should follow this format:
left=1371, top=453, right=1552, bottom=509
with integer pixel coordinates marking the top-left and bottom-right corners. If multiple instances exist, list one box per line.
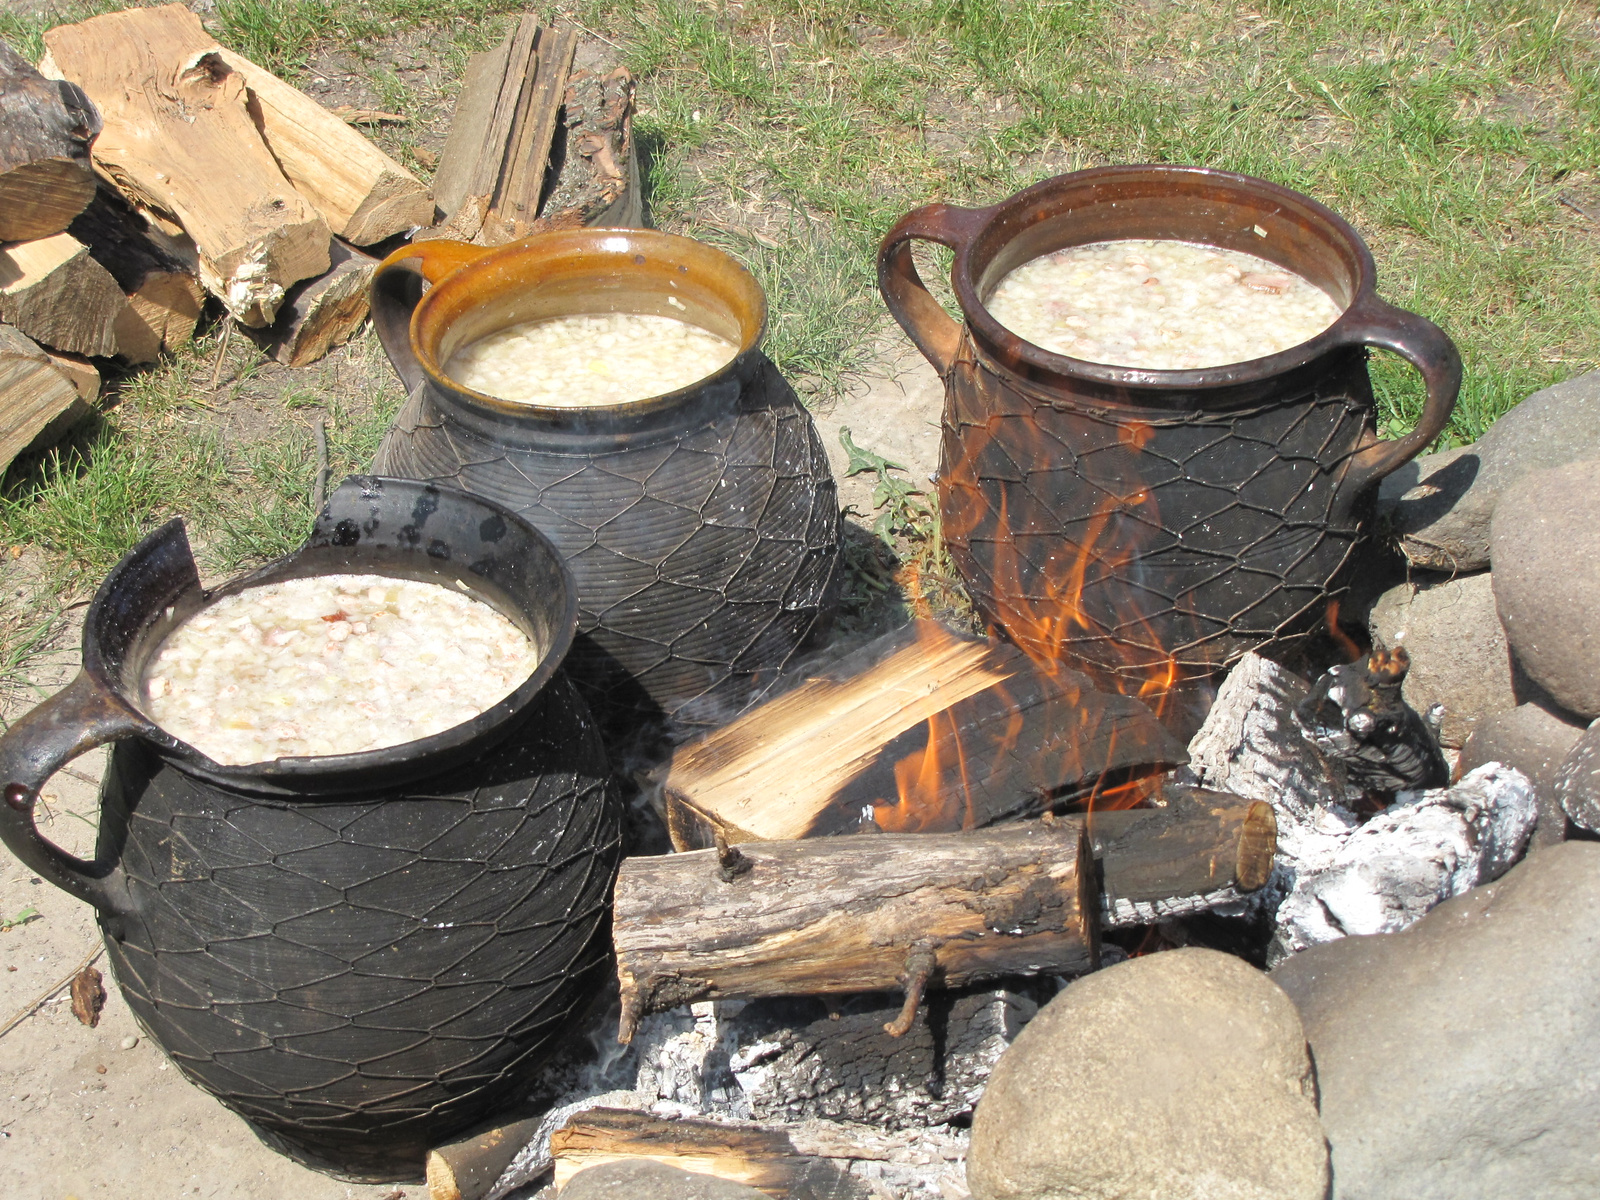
left=613, top=819, right=1099, bottom=1043
left=660, top=621, right=1185, bottom=849
left=41, top=5, right=330, bottom=326
left=549, top=1109, right=866, bottom=1198
left=0, top=40, right=100, bottom=243
left=1293, top=646, right=1449, bottom=794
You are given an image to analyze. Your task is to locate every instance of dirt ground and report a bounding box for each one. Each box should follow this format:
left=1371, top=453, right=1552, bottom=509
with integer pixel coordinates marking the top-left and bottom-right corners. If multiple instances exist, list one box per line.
left=0, top=336, right=946, bottom=1198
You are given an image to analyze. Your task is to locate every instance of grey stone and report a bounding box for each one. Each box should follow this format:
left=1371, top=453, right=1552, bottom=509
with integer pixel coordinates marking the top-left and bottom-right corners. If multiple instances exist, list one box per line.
left=1554, top=718, right=1600, bottom=832
left=967, top=948, right=1329, bottom=1200
left=1458, top=702, right=1586, bottom=845
left=1491, top=458, right=1600, bottom=718
left=1369, top=570, right=1515, bottom=746
left=1271, top=841, right=1600, bottom=1200
left=560, top=1161, right=770, bottom=1200
left=1378, top=445, right=1489, bottom=570
left=1379, top=372, right=1600, bottom=571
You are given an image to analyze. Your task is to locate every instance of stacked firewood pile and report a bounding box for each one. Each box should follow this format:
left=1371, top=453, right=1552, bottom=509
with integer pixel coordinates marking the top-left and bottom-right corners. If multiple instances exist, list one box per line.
left=0, top=3, right=637, bottom=477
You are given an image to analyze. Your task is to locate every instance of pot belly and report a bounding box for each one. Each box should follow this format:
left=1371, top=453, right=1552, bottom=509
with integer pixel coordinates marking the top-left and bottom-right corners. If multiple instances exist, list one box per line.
left=96, top=673, right=620, bottom=1180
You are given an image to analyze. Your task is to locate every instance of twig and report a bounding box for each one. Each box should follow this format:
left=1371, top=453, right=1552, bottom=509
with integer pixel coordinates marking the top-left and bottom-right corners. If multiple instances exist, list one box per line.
left=209, top=318, right=234, bottom=390
left=311, top=418, right=330, bottom=514
left=883, top=941, right=938, bottom=1038
left=0, top=943, right=104, bottom=1040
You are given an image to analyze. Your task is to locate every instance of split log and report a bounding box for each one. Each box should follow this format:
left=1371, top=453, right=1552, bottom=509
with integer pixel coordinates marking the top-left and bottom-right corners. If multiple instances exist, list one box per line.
left=42, top=5, right=330, bottom=326
left=427, top=1109, right=549, bottom=1200
left=245, top=239, right=375, bottom=366
left=0, top=232, right=158, bottom=362
left=550, top=1109, right=866, bottom=1199
left=537, top=67, right=639, bottom=231
left=0, top=41, right=100, bottom=242
left=215, top=47, right=432, bottom=246
left=660, top=621, right=1185, bottom=848
left=42, top=350, right=97, bottom=402
left=66, top=184, right=202, bottom=351
left=433, top=16, right=579, bottom=244
left=613, top=819, right=1099, bottom=1042
left=0, top=324, right=84, bottom=475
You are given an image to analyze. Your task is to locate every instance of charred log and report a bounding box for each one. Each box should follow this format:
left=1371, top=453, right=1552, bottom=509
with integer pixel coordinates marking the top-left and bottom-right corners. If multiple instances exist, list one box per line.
left=1294, top=646, right=1450, bottom=794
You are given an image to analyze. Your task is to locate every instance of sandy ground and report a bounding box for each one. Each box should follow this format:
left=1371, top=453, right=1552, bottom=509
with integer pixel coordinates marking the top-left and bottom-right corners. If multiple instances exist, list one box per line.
left=0, top=345, right=946, bottom=1200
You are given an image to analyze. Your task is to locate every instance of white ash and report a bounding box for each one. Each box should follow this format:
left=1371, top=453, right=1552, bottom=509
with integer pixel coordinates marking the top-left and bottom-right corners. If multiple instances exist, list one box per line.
left=142, top=573, right=541, bottom=764
left=1183, top=653, right=1537, bottom=964
left=985, top=239, right=1341, bottom=370
left=446, top=311, right=738, bottom=407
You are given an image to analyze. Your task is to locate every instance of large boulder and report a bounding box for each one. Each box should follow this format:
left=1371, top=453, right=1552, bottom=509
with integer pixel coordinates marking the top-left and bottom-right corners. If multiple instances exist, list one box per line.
left=967, top=948, right=1329, bottom=1200
left=1271, top=841, right=1600, bottom=1200
left=1380, top=372, right=1600, bottom=571
left=1490, top=458, right=1600, bottom=719
left=1458, top=702, right=1586, bottom=846
left=1368, top=570, right=1515, bottom=746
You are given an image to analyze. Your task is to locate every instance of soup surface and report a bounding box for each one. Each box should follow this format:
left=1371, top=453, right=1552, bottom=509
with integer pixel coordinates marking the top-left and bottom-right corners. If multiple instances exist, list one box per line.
left=985, top=239, right=1342, bottom=370
left=445, top=311, right=740, bottom=406
left=141, top=574, right=542, bottom=765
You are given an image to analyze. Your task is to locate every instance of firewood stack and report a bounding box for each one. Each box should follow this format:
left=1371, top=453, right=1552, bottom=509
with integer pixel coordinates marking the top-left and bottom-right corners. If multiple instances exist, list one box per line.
left=0, top=3, right=431, bottom=474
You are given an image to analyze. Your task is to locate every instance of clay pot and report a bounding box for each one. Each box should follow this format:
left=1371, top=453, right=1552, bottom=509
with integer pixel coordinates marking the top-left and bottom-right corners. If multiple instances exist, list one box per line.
left=0, top=478, right=621, bottom=1179
left=879, top=165, right=1460, bottom=680
left=370, top=230, right=841, bottom=733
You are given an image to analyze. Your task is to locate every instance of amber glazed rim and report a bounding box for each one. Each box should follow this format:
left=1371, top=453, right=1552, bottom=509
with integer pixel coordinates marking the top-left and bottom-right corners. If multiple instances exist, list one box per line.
left=951, top=164, right=1382, bottom=391
left=408, top=228, right=769, bottom=420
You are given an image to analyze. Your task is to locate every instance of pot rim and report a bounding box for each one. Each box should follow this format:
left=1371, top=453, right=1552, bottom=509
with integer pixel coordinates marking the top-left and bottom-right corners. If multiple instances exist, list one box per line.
left=950, top=164, right=1381, bottom=391
left=83, top=478, right=583, bottom=794
left=409, top=227, right=770, bottom=427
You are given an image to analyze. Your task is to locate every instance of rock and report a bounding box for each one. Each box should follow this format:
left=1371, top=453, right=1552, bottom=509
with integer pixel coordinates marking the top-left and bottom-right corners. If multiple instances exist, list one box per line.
left=1554, top=718, right=1600, bottom=832
left=1268, top=763, right=1536, bottom=962
left=560, top=1160, right=770, bottom=1200
left=1369, top=571, right=1515, bottom=746
left=1490, top=458, right=1600, bottom=718
left=1271, top=841, right=1600, bottom=1200
left=967, top=948, right=1328, bottom=1200
left=1380, top=372, right=1600, bottom=572
left=1458, top=702, right=1585, bottom=845
left=1378, top=444, right=1488, bottom=570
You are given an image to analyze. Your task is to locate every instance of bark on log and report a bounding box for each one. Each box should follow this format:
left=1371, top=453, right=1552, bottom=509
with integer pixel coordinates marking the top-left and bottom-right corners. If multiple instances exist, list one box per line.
left=613, top=819, right=1099, bottom=1042
left=0, top=41, right=100, bottom=243
left=661, top=621, right=1185, bottom=849
left=216, top=47, right=432, bottom=245
left=245, top=238, right=375, bottom=366
left=66, top=183, right=202, bottom=351
left=42, top=5, right=330, bottom=326
left=550, top=1109, right=867, bottom=1199
left=536, top=68, right=639, bottom=231
left=0, top=232, right=158, bottom=362
left=0, top=323, right=84, bottom=475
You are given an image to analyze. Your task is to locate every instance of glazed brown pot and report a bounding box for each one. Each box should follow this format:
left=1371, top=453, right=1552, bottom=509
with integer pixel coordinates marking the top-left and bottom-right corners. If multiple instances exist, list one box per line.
left=371, top=230, right=841, bottom=732
left=879, top=165, right=1460, bottom=680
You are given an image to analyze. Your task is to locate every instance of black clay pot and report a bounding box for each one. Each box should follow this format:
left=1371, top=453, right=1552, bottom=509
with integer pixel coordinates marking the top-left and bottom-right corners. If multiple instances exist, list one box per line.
left=0, top=478, right=621, bottom=1180
left=369, top=230, right=841, bottom=733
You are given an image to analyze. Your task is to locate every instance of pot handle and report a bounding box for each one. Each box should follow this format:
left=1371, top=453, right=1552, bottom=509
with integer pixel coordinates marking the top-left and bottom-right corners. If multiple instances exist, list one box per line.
left=1336, top=295, right=1462, bottom=501
left=0, top=671, right=151, bottom=919
left=878, top=203, right=996, bottom=376
left=371, top=238, right=497, bottom=394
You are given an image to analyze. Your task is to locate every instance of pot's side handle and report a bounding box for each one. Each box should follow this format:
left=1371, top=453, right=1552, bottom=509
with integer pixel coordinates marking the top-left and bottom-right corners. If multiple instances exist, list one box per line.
left=0, top=671, right=151, bottom=918
left=1337, top=296, right=1462, bottom=503
left=877, top=204, right=994, bottom=376
left=371, top=238, right=497, bottom=395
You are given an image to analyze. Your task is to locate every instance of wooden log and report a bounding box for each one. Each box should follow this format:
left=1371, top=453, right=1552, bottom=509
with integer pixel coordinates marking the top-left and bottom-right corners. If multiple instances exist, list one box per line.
left=0, top=323, right=84, bottom=475
left=537, top=67, right=639, bottom=231
left=550, top=1109, right=865, bottom=1199
left=245, top=238, right=375, bottom=366
left=0, top=232, right=159, bottom=362
left=43, top=350, right=98, bottom=402
left=660, top=620, right=1185, bottom=849
left=427, top=1109, right=549, bottom=1200
left=42, top=4, right=330, bottom=327
left=66, top=183, right=202, bottom=351
left=0, top=40, right=100, bottom=242
left=215, top=47, right=432, bottom=246
left=1087, top=790, right=1277, bottom=926
left=478, top=24, right=577, bottom=244
left=612, top=819, right=1099, bottom=1042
